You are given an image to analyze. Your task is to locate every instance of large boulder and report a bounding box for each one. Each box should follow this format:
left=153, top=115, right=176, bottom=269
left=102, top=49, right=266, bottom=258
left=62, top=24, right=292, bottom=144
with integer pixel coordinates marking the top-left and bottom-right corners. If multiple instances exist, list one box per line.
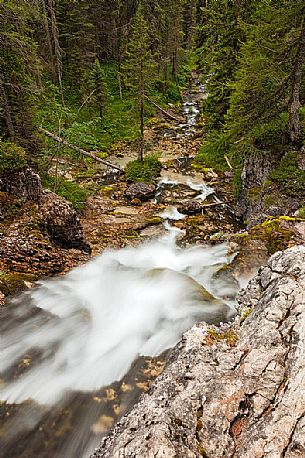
left=125, top=183, right=156, bottom=202
left=178, top=200, right=202, bottom=215
left=91, top=246, right=305, bottom=458
left=39, top=190, right=90, bottom=252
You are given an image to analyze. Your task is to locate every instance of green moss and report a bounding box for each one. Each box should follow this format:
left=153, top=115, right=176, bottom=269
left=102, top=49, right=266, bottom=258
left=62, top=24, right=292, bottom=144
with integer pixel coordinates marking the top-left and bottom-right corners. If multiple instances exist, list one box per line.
left=206, top=328, right=238, bottom=347
left=42, top=175, right=89, bottom=210
left=248, top=186, right=261, bottom=203
left=269, top=152, right=305, bottom=196
left=263, top=194, right=277, bottom=209
left=240, top=308, right=252, bottom=323
left=0, top=141, right=27, bottom=174
left=145, top=216, right=162, bottom=225
left=0, top=272, right=37, bottom=296
left=195, top=137, right=229, bottom=174
left=251, top=216, right=298, bottom=253
left=125, top=156, right=162, bottom=183
left=191, top=163, right=210, bottom=173
left=298, top=207, right=305, bottom=218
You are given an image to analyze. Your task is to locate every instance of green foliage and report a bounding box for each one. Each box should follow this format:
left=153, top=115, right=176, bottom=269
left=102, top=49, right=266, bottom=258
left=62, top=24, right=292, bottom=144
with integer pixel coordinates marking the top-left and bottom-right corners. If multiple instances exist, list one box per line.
left=269, top=152, right=305, bottom=196
left=125, top=156, right=162, bottom=182
left=195, top=133, right=231, bottom=173
left=0, top=140, right=27, bottom=173
left=298, top=207, right=305, bottom=218
left=251, top=114, right=289, bottom=151
left=42, top=175, right=89, bottom=210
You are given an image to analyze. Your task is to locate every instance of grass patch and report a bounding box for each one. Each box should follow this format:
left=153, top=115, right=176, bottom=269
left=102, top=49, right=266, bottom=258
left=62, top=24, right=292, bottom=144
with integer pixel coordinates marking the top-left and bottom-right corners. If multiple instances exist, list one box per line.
left=42, top=175, right=89, bottom=210
left=269, top=152, right=305, bottom=196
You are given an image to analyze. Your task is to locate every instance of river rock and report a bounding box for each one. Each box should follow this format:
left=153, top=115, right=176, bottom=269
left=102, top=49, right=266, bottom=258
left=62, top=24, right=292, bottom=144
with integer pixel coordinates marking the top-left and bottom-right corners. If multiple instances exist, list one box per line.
left=39, top=190, right=90, bottom=252
left=177, top=200, right=202, bottom=215
left=91, top=245, right=305, bottom=458
left=0, top=167, right=42, bottom=201
left=125, top=183, right=156, bottom=202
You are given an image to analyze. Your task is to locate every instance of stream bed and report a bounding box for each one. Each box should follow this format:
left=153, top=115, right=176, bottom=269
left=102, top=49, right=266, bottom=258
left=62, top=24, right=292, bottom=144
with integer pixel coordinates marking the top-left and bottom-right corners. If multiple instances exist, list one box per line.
left=0, top=81, right=244, bottom=458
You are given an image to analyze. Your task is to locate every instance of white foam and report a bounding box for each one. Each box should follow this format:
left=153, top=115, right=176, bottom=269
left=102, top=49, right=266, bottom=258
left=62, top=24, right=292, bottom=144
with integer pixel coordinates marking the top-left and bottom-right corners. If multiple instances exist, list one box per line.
left=0, top=235, right=235, bottom=405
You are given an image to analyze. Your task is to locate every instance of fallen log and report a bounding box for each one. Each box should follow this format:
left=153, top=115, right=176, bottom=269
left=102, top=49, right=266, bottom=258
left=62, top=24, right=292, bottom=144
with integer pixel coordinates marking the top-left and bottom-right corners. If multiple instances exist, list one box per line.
left=38, top=127, right=123, bottom=172
left=144, top=95, right=185, bottom=123
left=91, top=245, right=305, bottom=457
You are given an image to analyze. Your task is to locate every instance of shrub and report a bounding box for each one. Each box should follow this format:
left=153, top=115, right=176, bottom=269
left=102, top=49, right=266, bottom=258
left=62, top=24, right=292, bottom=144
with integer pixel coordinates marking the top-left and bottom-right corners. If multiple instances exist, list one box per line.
left=125, top=156, right=162, bottom=182
left=0, top=140, right=27, bottom=174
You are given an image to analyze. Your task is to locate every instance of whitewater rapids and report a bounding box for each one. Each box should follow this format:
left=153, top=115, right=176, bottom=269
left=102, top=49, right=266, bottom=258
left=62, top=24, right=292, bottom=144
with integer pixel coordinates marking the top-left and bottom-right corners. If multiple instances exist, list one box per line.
left=0, top=231, right=236, bottom=406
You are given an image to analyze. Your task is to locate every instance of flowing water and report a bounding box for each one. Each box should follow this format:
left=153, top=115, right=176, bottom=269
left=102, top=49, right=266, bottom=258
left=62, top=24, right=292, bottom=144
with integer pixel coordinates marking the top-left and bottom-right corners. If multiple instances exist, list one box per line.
left=0, top=221, right=240, bottom=457
left=0, top=81, right=241, bottom=457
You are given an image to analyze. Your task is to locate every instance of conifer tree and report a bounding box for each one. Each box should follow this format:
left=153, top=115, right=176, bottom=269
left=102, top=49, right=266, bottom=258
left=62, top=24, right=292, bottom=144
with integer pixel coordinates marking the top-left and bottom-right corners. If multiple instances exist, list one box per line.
left=122, top=3, right=156, bottom=161
left=88, top=59, right=108, bottom=128
left=226, top=0, right=305, bottom=148
left=0, top=1, right=41, bottom=151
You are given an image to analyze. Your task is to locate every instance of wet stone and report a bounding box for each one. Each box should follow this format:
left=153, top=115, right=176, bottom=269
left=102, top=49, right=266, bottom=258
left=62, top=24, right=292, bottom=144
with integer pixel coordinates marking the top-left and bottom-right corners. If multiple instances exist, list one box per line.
left=125, top=183, right=156, bottom=202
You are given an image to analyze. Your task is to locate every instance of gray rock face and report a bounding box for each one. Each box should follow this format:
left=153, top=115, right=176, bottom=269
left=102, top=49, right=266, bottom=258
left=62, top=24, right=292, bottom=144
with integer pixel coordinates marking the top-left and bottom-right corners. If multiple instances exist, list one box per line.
left=91, top=245, right=305, bottom=457
left=125, top=183, right=156, bottom=202
left=0, top=167, right=42, bottom=201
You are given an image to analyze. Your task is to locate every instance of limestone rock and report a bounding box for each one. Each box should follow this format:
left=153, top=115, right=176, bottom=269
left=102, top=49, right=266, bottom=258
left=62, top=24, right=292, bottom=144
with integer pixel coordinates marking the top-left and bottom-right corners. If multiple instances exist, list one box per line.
left=91, top=245, right=305, bottom=458
left=125, top=183, right=156, bottom=202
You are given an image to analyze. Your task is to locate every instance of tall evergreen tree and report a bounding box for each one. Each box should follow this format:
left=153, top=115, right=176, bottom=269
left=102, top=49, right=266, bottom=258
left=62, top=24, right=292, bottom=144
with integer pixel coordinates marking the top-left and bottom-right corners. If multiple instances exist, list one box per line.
left=122, top=3, right=156, bottom=161
left=0, top=1, right=41, bottom=151
left=226, top=0, right=305, bottom=148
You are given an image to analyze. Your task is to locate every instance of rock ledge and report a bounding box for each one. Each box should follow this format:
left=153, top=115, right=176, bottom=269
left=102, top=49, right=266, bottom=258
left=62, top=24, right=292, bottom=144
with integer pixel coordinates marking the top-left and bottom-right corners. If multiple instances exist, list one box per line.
left=91, top=245, right=305, bottom=458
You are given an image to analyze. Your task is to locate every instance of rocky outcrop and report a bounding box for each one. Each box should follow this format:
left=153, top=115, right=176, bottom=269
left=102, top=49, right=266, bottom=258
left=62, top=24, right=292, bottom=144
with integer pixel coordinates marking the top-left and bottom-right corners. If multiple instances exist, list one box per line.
left=0, top=167, right=42, bottom=202
left=125, top=183, right=156, bottom=202
left=91, top=245, right=305, bottom=457
left=236, top=153, right=272, bottom=226
left=39, top=190, right=90, bottom=252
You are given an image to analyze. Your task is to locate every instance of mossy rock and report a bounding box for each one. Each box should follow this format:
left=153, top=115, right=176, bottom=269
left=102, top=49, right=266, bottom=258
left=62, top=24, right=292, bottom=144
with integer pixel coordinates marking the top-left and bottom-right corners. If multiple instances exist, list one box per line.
left=145, top=216, right=163, bottom=225
left=251, top=216, right=301, bottom=254
left=248, top=186, right=261, bottom=204
left=0, top=272, right=37, bottom=296
left=0, top=141, right=27, bottom=175
left=125, top=157, right=162, bottom=183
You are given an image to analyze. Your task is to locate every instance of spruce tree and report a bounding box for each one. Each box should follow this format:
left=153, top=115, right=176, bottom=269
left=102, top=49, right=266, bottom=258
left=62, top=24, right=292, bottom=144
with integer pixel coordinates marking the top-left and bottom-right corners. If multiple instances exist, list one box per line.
left=0, top=1, right=41, bottom=151
left=122, top=2, right=156, bottom=161
left=88, top=59, right=108, bottom=128
left=226, top=0, right=305, bottom=148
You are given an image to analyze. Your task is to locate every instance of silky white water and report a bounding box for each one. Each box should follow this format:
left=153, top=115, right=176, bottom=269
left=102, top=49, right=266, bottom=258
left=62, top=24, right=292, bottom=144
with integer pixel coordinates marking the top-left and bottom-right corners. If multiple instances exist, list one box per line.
left=0, top=230, right=236, bottom=406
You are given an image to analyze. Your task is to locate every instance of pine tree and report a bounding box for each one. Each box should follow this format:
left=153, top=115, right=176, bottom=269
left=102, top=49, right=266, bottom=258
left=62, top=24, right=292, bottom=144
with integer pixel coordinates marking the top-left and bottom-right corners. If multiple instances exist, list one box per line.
left=122, top=3, right=156, bottom=161
left=226, top=0, right=305, bottom=148
left=88, top=59, right=108, bottom=127
left=0, top=1, right=41, bottom=151
left=199, top=0, right=256, bottom=131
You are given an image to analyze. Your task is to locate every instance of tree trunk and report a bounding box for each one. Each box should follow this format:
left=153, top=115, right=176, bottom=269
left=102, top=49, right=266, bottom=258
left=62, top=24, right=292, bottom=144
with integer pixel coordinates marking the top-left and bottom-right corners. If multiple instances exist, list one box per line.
left=288, top=19, right=305, bottom=145
left=0, top=73, right=15, bottom=139
left=91, top=246, right=305, bottom=458
left=40, top=0, right=56, bottom=80
left=46, top=0, right=65, bottom=105
left=138, top=65, right=144, bottom=162
left=38, top=128, right=123, bottom=172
